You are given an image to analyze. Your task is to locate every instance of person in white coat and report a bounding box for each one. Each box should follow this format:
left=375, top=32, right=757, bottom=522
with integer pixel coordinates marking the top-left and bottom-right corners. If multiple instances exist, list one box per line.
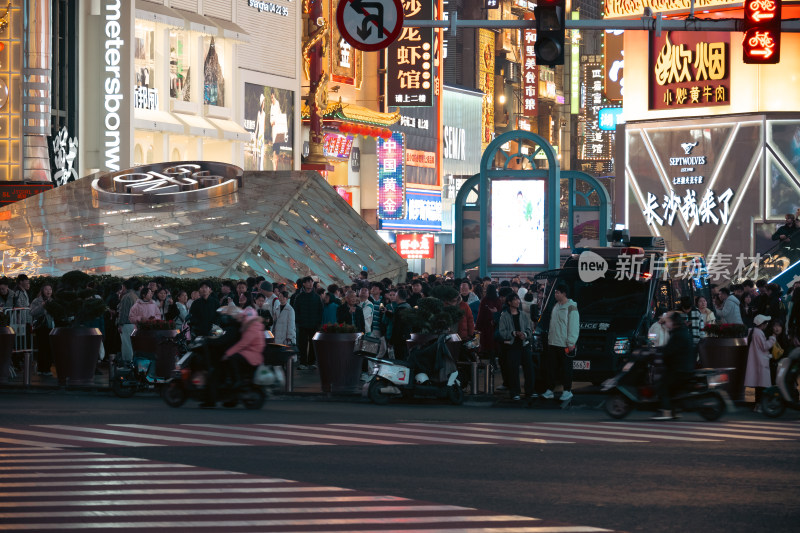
left=271, top=290, right=296, bottom=345
left=744, top=314, right=776, bottom=412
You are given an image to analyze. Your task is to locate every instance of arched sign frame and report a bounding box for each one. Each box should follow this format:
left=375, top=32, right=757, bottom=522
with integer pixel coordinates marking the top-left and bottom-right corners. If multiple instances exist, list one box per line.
left=454, top=133, right=611, bottom=276
left=455, top=130, right=560, bottom=277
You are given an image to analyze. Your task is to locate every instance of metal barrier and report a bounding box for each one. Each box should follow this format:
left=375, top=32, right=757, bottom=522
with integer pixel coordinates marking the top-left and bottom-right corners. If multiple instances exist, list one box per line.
left=457, top=359, right=494, bottom=395
left=4, top=308, right=34, bottom=386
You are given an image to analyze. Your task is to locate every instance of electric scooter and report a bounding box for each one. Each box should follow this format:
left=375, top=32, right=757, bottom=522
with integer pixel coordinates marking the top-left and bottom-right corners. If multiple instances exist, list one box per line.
left=356, top=333, right=464, bottom=405
left=760, top=347, right=800, bottom=418
left=602, top=347, right=732, bottom=421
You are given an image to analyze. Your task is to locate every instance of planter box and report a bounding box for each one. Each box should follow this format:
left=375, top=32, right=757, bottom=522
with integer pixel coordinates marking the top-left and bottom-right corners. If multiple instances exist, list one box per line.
left=312, top=331, right=361, bottom=394
left=50, top=327, right=102, bottom=386
left=698, top=337, right=748, bottom=401
left=131, top=329, right=180, bottom=378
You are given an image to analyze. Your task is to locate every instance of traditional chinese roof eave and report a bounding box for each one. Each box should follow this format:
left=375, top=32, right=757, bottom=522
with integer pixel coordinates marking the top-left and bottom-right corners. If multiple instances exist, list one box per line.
left=301, top=101, right=400, bottom=126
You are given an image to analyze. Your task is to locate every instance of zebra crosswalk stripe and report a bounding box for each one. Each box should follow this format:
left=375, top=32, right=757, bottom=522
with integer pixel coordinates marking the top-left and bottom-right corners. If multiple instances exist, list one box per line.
left=0, top=449, right=614, bottom=532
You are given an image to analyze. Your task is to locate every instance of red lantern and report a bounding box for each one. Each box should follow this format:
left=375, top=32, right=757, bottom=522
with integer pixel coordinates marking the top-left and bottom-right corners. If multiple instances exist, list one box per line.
left=367, top=126, right=378, bottom=137
left=381, top=128, right=392, bottom=139
left=338, top=123, right=348, bottom=133
left=358, top=124, right=368, bottom=136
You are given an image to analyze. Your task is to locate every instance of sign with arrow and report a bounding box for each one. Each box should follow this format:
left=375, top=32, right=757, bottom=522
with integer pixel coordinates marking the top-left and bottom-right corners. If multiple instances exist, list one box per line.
left=336, top=0, right=404, bottom=52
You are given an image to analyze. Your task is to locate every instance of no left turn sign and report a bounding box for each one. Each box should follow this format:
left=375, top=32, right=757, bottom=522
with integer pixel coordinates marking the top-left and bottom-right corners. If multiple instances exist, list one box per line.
left=336, top=0, right=404, bottom=52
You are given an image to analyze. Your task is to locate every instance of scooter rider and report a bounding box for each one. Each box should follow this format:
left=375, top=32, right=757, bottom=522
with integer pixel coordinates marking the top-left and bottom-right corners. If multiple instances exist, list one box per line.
left=652, top=311, right=695, bottom=420
left=199, top=303, right=243, bottom=408
left=219, top=307, right=265, bottom=408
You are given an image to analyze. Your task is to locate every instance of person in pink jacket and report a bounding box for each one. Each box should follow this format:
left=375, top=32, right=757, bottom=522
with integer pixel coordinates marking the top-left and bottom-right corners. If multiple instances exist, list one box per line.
left=128, top=287, right=162, bottom=327
left=744, top=314, right=777, bottom=413
left=222, top=307, right=265, bottom=403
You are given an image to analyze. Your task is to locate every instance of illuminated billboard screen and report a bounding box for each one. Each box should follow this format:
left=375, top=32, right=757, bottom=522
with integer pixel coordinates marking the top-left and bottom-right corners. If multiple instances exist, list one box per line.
left=490, top=179, right=546, bottom=266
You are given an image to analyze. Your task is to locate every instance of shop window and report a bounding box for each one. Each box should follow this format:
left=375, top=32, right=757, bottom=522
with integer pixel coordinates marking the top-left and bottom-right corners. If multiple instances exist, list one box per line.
left=134, top=23, right=156, bottom=90
left=134, top=144, right=144, bottom=166
left=169, top=31, right=191, bottom=102
left=203, top=37, right=225, bottom=107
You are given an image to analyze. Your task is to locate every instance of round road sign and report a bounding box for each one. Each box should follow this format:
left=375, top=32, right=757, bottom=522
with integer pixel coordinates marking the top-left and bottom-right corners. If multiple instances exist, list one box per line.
left=336, top=0, right=404, bottom=52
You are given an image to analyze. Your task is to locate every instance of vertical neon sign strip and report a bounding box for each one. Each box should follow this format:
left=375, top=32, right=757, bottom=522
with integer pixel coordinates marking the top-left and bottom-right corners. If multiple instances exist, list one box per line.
left=377, top=131, right=406, bottom=220
left=570, top=11, right=580, bottom=115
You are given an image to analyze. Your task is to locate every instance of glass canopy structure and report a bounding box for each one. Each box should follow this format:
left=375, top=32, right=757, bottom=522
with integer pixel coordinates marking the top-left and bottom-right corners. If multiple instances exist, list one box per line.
left=0, top=170, right=407, bottom=285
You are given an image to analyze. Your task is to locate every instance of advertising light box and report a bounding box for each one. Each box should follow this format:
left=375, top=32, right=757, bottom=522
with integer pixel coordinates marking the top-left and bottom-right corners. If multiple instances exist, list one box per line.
left=490, top=179, right=546, bottom=266
left=323, top=133, right=354, bottom=159
left=397, top=233, right=435, bottom=259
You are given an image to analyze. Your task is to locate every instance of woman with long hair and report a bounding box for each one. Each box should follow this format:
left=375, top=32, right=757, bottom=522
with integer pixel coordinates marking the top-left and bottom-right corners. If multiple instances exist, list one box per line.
left=476, top=284, right=503, bottom=361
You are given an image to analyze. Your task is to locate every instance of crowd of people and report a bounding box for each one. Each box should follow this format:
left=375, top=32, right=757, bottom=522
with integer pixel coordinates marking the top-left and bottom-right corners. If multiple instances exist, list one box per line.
left=648, top=277, right=800, bottom=417
left=6, top=265, right=798, bottom=412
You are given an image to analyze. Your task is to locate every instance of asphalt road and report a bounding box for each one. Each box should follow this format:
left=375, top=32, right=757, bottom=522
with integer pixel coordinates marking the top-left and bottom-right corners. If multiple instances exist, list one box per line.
left=1, top=390, right=799, bottom=533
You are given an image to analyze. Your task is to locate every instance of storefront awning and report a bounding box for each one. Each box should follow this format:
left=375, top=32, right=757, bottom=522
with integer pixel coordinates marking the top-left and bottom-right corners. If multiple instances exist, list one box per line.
left=134, top=109, right=184, bottom=134
left=206, top=117, right=251, bottom=142
left=206, top=16, right=250, bottom=43
left=135, top=0, right=184, bottom=28
left=173, top=113, right=219, bottom=137
left=172, top=8, right=218, bottom=36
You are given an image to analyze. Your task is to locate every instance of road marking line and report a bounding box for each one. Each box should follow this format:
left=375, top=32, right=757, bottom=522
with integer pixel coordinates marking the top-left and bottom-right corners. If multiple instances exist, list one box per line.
left=0, top=495, right=410, bottom=508
left=37, top=424, right=252, bottom=447
left=110, top=424, right=334, bottom=446
left=407, top=423, right=645, bottom=444
left=0, top=427, right=163, bottom=448
left=317, top=424, right=495, bottom=445
left=187, top=423, right=409, bottom=445
left=590, top=422, right=789, bottom=441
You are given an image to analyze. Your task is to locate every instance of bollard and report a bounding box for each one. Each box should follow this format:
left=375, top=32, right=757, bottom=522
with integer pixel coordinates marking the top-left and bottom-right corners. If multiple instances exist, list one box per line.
left=485, top=361, right=494, bottom=395
left=108, top=353, right=116, bottom=384
left=469, top=361, right=478, bottom=395
left=284, top=356, right=295, bottom=392
left=23, top=351, right=33, bottom=387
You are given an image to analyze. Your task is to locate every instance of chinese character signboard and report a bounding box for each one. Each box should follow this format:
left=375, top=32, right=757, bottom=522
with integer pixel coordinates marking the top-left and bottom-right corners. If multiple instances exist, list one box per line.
left=330, top=0, right=362, bottom=86
left=134, top=86, right=159, bottom=110
left=377, top=131, right=406, bottom=219
left=604, top=30, right=624, bottom=102
left=380, top=187, right=443, bottom=232
left=522, top=28, right=538, bottom=117
left=650, top=31, right=730, bottom=111
left=323, top=133, right=354, bottom=159
left=386, top=0, right=433, bottom=106
left=478, top=29, right=495, bottom=150
left=604, top=0, right=736, bottom=18
left=396, top=233, right=435, bottom=259
left=580, top=63, right=612, bottom=160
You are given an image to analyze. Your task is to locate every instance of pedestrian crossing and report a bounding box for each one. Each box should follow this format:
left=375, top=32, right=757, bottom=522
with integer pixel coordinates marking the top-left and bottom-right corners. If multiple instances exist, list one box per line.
left=0, top=420, right=797, bottom=449
left=0, top=449, right=614, bottom=532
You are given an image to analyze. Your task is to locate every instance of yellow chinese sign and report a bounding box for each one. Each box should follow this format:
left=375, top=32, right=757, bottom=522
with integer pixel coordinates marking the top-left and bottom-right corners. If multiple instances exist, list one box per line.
left=650, top=32, right=730, bottom=110
left=478, top=29, right=495, bottom=150
left=604, top=0, right=738, bottom=19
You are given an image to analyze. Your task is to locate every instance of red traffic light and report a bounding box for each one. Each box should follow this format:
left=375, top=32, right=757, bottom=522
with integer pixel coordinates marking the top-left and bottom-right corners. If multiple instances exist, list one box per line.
left=743, top=0, right=782, bottom=64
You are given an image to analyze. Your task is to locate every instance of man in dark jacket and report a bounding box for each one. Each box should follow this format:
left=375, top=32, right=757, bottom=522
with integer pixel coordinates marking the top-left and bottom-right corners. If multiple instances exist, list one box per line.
left=294, top=276, right=323, bottom=369
left=188, top=281, right=220, bottom=338
left=653, top=311, right=695, bottom=420
left=771, top=213, right=797, bottom=248
left=389, top=288, right=412, bottom=360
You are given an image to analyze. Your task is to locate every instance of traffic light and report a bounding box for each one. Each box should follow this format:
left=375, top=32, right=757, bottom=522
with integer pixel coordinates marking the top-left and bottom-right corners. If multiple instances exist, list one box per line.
left=743, top=0, right=782, bottom=64
left=534, top=0, right=566, bottom=66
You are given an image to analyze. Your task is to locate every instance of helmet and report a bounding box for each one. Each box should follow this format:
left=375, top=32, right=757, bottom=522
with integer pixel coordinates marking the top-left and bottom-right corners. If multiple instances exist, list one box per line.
left=415, top=372, right=429, bottom=384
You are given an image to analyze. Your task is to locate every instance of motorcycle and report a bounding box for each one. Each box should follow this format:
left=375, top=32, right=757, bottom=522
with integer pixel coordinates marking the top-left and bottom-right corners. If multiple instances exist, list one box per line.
left=356, top=333, right=464, bottom=405
left=760, top=347, right=800, bottom=418
left=602, top=347, right=732, bottom=421
left=111, top=330, right=190, bottom=398
left=161, top=337, right=296, bottom=410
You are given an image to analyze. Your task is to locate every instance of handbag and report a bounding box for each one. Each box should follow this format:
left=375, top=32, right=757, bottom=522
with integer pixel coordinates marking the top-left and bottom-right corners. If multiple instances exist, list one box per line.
left=253, top=364, right=276, bottom=386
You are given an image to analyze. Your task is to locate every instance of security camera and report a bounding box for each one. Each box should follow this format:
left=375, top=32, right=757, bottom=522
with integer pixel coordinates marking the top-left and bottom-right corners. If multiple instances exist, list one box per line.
left=643, top=7, right=653, bottom=17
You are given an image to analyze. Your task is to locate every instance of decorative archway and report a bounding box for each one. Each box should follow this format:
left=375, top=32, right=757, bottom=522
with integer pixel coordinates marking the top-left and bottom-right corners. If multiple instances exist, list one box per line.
left=562, top=170, right=611, bottom=249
